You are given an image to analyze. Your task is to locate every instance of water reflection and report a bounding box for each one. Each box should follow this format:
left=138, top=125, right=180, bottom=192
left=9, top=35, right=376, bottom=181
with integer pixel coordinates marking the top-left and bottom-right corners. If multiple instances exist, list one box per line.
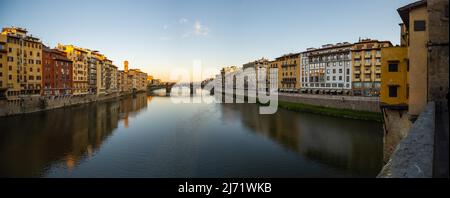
left=0, top=94, right=148, bottom=177
left=220, top=103, right=383, bottom=177
left=0, top=93, right=383, bottom=178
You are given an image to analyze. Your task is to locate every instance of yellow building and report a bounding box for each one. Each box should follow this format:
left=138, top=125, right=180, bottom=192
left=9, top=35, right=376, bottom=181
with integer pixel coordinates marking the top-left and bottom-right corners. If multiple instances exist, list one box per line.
left=57, top=44, right=89, bottom=95
left=397, top=0, right=429, bottom=116
left=380, top=46, right=409, bottom=107
left=129, top=68, right=147, bottom=91
left=0, top=34, right=7, bottom=98
left=351, top=39, right=392, bottom=96
left=0, top=27, right=43, bottom=98
left=378, top=0, right=449, bottom=162
left=270, top=53, right=300, bottom=92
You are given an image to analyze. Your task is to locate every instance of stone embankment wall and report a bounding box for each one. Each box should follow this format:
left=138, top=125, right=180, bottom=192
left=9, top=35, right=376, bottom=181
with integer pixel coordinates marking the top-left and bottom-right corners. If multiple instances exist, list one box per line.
left=381, top=108, right=412, bottom=163
left=215, top=90, right=380, bottom=113
left=378, top=102, right=435, bottom=178
left=278, top=93, right=380, bottom=113
left=0, top=92, right=127, bottom=117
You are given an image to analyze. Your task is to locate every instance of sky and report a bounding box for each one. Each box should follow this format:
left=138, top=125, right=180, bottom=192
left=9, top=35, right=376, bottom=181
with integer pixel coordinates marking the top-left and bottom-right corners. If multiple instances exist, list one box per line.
left=0, top=0, right=414, bottom=81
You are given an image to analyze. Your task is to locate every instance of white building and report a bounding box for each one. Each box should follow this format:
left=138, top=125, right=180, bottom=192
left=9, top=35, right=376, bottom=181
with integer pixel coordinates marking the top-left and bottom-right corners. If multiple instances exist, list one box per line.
left=301, top=42, right=353, bottom=95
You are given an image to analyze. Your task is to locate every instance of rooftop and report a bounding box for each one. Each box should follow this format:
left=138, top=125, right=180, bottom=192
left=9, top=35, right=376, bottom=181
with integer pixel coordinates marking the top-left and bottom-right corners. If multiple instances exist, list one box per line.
left=397, top=0, right=427, bottom=26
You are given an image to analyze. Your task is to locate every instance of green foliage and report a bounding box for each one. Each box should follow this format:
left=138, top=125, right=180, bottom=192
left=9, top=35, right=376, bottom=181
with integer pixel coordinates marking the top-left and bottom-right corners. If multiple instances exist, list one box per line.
left=276, top=101, right=382, bottom=121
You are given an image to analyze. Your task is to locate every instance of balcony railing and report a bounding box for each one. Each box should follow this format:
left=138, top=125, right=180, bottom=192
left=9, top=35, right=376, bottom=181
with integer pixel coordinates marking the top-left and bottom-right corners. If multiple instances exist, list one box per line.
left=364, top=70, right=371, bottom=74
left=354, top=62, right=361, bottom=66
left=354, top=70, right=361, bottom=74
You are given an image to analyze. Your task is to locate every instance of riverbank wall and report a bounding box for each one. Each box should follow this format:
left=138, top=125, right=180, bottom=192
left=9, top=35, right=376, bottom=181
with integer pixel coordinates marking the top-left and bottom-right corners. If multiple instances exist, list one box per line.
left=217, top=91, right=381, bottom=120
left=377, top=102, right=435, bottom=178
left=278, top=93, right=380, bottom=113
left=0, top=91, right=140, bottom=117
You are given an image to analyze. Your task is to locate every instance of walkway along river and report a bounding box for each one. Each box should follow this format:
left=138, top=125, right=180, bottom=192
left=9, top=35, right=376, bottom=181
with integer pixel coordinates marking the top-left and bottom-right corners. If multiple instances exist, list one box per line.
left=0, top=92, right=383, bottom=177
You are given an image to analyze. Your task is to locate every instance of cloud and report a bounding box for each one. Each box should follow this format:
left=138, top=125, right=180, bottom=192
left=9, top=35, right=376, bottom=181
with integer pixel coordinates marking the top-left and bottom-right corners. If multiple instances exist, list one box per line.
left=163, top=19, right=209, bottom=39
left=179, top=18, right=188, bottom=24
left=159, top=36, right=172, bottom=41
left=193, top=20, right=209, bottom=36
left=181, top=32, right=191, bottom=38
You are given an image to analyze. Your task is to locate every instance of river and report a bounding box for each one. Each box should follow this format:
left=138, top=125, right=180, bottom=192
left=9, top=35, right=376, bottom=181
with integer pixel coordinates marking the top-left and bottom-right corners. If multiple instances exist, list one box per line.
left=0, top=91, right=383, bottom=177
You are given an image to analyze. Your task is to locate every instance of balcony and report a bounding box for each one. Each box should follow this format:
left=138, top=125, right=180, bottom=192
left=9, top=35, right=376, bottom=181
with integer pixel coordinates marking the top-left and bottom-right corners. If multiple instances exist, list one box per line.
left=354, top=54, right=361, bottom=59
left=365, top=62, right=372, bottom=66
left=354, top=70, right=361, bottom=74
left=364, top=70, right=371, bottom=74
left=354, top=78, right=361, bottom=82
left=375, top=62, right=381, bottom=66
left=375, top=69, right=381, bottom=73
left=375, top=53, right=381, bottom=58
left=364, top=78, right=372, bottom=82
left=364, top=54, right=372, bottom=59
left=354, top=62, right=361, bottom=66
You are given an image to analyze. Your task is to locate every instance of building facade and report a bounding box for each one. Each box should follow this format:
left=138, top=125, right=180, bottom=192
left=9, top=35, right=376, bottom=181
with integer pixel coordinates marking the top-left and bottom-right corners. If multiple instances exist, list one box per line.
left=57, top=44, right=89, bottom=95
left=380, top=46, right=409, bottom=107
left=128, top=68, right=147, bottom=91
left=268, top=62, right=278, bottom=93
left=0, top=27, right=43, bottom=98
left=301, top=43, right=352, bottom=95
left=351, top=39, right=392, bottom=96
left=42, top=46, right=73, bottom=96
left=271, top=53, right=300, bottom=92
left=242, top=58, right=269, bottom=92
left=398, top=0, right=429, bottom=116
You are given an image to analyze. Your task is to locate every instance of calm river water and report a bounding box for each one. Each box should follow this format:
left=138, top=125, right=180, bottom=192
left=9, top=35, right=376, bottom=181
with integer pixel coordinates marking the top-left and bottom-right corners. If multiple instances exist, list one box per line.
left=0, top=91, right=383, bottom=177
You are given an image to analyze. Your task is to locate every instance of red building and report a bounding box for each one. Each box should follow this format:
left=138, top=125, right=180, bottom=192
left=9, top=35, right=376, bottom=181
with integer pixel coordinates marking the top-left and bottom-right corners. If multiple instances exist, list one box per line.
left=42, top=46, right=73, bottom=96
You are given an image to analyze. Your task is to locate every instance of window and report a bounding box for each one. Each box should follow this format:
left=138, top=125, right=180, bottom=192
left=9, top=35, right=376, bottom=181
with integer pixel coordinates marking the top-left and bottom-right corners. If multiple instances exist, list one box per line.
left=445, top=4, right=449, bottom=18
left=389, top=86, right=398, bottom=97
left=407, top=60, right=409, bottom=71
left=388, top=63, right=398, bottom=72
left=7, top=56, right=13, bottom=62
left=339, top=69, right=342, bottom=73
left=339, top=76, right=342, bottom=81
left=414, top=20, right=426, bottom=31
left=407, top=84, right=410, bottom=99
left=346, top=76, right=350, bottom=82
left=0, top=72, right=2, bottom=77
left=346, top=69, right=350, bottom=74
